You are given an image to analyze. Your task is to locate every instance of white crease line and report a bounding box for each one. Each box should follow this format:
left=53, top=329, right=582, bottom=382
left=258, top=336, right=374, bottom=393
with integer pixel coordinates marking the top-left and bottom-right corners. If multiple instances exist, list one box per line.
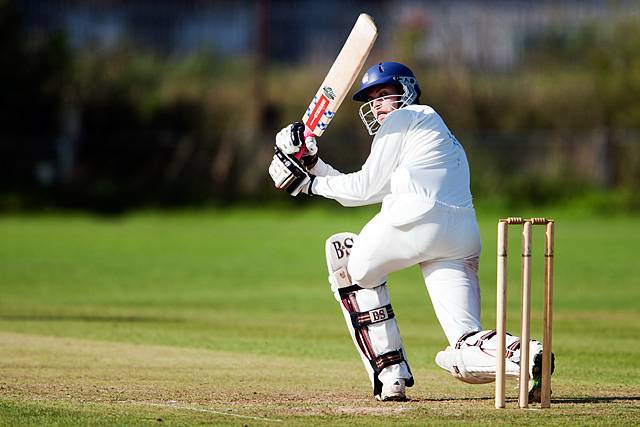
left=144, top=402, right=283, bottom=422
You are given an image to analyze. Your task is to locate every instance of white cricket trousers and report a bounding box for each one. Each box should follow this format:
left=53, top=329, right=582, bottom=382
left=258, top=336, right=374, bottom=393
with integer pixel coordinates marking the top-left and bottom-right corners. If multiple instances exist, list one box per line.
left=348, top=202, right=483, bottom=346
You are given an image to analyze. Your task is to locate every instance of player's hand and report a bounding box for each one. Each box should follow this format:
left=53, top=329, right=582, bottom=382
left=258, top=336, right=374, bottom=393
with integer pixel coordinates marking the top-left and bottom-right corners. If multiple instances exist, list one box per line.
left=268, top=147, right=315, bottom=196
left=275, top=122, right=318, bottom=169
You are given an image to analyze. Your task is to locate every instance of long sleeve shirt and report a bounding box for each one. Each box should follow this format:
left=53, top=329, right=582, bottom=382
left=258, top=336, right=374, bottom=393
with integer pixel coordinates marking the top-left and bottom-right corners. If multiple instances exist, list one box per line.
left=309, top=104, right=473, bottom=226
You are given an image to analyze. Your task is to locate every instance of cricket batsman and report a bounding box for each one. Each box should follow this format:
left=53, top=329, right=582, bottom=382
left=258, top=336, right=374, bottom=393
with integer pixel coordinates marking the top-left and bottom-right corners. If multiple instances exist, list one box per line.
left=269, top=62, right=554, bottom=401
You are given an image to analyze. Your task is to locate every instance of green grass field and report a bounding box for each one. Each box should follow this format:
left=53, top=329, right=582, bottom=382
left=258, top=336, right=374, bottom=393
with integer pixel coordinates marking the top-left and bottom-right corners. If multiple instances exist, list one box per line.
left=1, top=207, right=639, bottom=425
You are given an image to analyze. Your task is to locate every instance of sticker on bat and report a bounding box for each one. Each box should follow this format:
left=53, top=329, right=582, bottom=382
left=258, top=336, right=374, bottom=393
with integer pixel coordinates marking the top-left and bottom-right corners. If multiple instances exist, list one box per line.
left=322, top=86, right=336, bottom=100
left=306, top=94, right=330, bottom=131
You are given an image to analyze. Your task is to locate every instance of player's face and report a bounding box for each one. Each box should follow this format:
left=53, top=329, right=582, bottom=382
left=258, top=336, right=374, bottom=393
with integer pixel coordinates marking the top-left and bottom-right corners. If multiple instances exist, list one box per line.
left=367, top=84, right=401, bottom=123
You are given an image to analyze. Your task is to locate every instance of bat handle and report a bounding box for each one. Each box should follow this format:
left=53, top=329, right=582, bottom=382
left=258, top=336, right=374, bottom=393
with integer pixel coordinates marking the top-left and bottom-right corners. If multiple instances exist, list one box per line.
left=303, top=127, right=315, bottom=139
left=294, top=127, right=315, bottom=160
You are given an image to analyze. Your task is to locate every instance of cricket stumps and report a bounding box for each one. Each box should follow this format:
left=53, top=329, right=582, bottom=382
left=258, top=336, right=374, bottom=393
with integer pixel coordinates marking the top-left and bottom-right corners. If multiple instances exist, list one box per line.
left=495, top=217, right=554, bottom=409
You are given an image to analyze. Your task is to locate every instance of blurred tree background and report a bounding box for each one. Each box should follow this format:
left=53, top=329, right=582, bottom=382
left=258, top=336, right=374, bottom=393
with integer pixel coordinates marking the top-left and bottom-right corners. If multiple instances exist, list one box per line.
left=1, top=0, right=639, bottom=213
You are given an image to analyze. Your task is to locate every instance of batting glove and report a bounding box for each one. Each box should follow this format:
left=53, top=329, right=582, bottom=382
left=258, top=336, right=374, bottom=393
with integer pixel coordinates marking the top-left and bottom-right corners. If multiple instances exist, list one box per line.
left=268, top=147, right=315, bottom=196
left=275, top=122, right=318, bottom=169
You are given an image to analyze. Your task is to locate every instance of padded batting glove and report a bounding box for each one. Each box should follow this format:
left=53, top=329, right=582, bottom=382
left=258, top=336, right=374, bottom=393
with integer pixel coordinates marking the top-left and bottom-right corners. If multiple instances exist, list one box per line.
left=268, top=147, right=316, bottom=196
left=275, top=122, right=319, bottom=169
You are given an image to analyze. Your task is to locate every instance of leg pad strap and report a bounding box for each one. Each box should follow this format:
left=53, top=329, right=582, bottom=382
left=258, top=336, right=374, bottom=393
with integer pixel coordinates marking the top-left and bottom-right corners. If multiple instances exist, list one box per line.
left=372, top=349, right=407, bottom=373
left=351, top=304, right=394, bottom=329
left=340, top=284, right=395, bottom=329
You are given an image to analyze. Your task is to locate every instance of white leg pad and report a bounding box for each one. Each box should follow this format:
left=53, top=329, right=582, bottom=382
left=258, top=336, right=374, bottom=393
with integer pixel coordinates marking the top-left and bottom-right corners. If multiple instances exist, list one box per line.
left=435, top=329, right=543, bottom=384
left=326, top=232, right=413, bottom=397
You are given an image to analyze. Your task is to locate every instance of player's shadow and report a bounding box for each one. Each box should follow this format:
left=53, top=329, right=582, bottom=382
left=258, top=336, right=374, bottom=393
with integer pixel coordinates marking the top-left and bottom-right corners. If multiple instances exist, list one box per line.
left=406, top=396, right=640, bottom=404
left=405, top=397, right=493, bottom=403
left=552, top=396, right=640, bottom=404
left=0, top=314, right=183, bottom=323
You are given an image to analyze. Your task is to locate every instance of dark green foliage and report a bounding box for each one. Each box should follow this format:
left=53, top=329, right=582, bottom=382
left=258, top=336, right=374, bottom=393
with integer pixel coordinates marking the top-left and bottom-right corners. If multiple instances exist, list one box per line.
left=1, top=1, right=639, bottom=212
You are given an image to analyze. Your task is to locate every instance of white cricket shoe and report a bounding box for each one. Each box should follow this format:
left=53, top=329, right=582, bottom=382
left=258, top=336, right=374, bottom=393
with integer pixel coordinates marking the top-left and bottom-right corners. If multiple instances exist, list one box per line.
left=435, top=345, right=499, bottom=384
left=375, top=379, right=407, bottom=401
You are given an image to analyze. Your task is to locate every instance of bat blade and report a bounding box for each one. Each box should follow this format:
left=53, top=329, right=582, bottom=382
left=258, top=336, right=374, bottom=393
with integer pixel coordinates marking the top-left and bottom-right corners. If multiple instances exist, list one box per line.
left=302, top=14, right=377, bottom=137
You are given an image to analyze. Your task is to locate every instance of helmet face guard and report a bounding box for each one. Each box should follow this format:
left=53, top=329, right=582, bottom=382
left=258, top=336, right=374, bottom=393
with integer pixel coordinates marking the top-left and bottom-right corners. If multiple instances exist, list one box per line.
left=358, top=95, right=402, bottom=135
left=353, top=63, right=421, bottom=135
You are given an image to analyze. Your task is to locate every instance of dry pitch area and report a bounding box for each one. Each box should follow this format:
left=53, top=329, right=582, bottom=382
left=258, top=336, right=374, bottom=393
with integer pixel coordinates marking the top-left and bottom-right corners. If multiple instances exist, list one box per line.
left=2, top=331, right=638, bottom=426
left=1, top=209, right=639, bottom=425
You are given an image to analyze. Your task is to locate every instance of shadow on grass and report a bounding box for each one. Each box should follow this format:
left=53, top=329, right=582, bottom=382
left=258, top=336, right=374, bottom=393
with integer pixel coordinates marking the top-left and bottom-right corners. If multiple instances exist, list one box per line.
left=408, top=396, right=640, bottom=404
left=552, top=396, right=640, bottom=404
left=407, top=397, right=493, bottom=402
left=0, top=315, right=183, bottom=323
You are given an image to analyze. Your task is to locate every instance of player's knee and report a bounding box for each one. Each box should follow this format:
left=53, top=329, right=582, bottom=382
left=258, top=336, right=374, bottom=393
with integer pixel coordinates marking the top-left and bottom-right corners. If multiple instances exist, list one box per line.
left=325, top=232, right=385, bottom=289
left=348, top=255, right=385, bottom=288
left=347, top=255, right=366, bottom=284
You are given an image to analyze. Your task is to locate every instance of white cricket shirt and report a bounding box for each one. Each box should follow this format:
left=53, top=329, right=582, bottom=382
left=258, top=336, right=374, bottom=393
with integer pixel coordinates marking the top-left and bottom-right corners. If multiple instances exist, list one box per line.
left=309, top=104, right=473, bottom=226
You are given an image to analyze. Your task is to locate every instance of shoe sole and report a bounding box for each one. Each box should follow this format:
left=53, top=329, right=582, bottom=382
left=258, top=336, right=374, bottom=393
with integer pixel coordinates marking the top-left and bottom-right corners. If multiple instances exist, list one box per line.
left=376, top=394, right=408, bottom=402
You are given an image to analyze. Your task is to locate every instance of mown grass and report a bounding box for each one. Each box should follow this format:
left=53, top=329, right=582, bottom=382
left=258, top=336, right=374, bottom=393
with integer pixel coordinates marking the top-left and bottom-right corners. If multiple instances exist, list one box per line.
left=0, top=206, right=639, bottom=425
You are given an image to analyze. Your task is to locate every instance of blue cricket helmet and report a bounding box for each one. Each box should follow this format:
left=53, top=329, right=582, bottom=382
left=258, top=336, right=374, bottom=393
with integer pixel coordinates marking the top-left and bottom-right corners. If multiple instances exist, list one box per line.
left=352, top=62, right=421, bottom=103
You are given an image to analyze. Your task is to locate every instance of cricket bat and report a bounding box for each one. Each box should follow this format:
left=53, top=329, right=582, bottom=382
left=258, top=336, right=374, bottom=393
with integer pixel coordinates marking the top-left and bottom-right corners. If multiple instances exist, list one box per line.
left=295, top=13, right=377, bottom=159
